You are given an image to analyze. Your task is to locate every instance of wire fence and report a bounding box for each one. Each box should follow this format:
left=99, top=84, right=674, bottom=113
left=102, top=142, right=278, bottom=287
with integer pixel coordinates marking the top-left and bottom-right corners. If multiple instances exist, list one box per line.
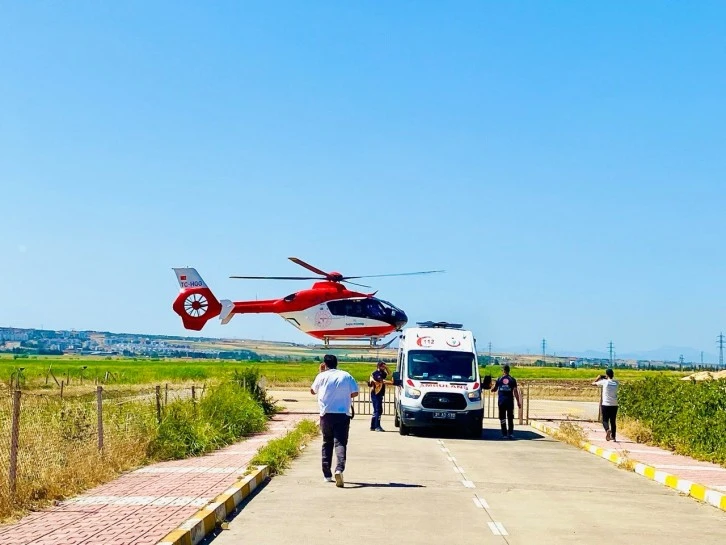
left=0, top=384, right=206, bottom=519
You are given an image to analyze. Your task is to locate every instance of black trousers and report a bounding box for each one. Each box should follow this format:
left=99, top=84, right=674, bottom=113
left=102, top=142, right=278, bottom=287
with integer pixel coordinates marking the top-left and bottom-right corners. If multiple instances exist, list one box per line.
left=499, top=400, right=514, bottom=436
left=320, top=413, right=351, bottom=477
left=602, top=405, right=618, bottom=439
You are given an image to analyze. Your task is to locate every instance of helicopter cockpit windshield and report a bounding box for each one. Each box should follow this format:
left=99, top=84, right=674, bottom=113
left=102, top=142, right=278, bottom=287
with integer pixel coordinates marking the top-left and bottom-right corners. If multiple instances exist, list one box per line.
left=326, top=298, right=407, bottom=328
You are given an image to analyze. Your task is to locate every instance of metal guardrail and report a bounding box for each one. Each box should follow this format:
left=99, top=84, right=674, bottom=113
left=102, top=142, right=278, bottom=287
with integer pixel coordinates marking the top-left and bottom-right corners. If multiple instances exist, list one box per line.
left=354, top=382, right=532, bottom=425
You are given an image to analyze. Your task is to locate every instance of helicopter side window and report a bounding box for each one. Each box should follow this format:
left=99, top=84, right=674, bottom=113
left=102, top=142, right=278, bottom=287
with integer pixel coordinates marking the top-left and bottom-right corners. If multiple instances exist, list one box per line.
left=326, top=300, right=347, bottom=316
left=283, top=293, right=296, bottom=302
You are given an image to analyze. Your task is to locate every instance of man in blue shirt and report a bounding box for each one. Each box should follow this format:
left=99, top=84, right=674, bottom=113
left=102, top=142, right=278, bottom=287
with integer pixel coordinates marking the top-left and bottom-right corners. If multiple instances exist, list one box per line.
left=491, top=365, right=522, bottom=439
left=311, top=354, right=359, bottom=487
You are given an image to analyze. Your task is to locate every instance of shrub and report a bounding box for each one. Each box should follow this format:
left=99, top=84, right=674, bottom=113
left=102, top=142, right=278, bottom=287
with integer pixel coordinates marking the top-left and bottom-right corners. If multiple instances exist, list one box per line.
left=148, top=383, right=267, bottom=460
left=249, top=419, right=319, bottom=475
left=233, top=368, right=278, bottom=415
left=620, top=377, right=726, bottom=465
left=200, top=383, right=266, bottom=444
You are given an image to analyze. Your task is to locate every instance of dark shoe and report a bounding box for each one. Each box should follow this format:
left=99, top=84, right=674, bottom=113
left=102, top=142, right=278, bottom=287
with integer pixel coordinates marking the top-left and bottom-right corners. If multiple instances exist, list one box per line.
left=375, top=427, right=385, bottom=432
left=507, top=435, right=514, bottom=440
left=606, top=430, right=612, bottom=441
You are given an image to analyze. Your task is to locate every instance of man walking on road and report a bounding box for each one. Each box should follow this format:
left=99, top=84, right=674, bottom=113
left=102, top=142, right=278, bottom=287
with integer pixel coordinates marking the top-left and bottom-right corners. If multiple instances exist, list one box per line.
left=311, top=354, right=359, bottom=487
left=491, top=365, right=521, bottom=439
left=593, top=369, right=619, bottom=441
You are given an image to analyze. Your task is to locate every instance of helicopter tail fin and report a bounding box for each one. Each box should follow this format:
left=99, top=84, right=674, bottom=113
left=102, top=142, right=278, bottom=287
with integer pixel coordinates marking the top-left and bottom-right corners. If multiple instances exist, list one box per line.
left=172, top=268, right=222, bottom=331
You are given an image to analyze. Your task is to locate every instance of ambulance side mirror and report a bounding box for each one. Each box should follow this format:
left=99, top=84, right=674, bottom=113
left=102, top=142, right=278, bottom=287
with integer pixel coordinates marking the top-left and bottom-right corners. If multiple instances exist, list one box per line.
left=392, top=372, right=402, bottom=387
left=482, top=375, right=492, bottom=390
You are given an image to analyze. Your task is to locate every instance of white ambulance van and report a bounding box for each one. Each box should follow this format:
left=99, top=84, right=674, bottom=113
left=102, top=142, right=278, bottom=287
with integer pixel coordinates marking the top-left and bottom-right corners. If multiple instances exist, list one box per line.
left=393, top=322, right=492, bottom=437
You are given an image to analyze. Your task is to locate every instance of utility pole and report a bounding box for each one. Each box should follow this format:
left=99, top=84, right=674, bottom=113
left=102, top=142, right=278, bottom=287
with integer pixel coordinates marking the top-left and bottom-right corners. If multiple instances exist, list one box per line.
left=608, top=341, right=614, bottom=368
left=701, top=351, right=704, bottom=368
left=542, top=338, right=546, bottom=366
left=718, top=333, right=725, bottom=370
left=679, top=354, right=684, bottom=371
left=488, top=342, right=492, bottom=365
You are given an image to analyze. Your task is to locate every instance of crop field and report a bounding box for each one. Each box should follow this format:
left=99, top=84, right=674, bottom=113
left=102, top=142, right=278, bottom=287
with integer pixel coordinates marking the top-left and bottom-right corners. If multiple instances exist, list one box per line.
left=1, top=354, right=689, bottom=391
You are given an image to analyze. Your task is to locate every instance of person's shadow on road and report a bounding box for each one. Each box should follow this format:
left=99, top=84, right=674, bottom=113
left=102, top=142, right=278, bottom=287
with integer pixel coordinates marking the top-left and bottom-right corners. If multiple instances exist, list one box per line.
left=343, top=482, right=425, bottom=489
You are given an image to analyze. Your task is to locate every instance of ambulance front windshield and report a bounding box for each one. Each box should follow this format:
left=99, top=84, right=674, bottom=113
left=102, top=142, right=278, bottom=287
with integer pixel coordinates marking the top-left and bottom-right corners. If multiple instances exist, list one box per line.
left=407, top=350, right=476, bottom=382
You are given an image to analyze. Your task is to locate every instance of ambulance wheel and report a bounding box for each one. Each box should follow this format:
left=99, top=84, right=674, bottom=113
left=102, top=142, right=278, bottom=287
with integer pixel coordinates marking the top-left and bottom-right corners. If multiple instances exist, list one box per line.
left=399, top=420, right=410, bottom=436
left=466, top=421, right=482, bottom=439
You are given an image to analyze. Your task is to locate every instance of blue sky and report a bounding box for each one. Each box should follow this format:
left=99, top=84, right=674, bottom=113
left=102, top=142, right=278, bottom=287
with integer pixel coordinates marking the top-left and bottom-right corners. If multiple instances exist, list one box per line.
left=2, top=2, right=725, bottom=360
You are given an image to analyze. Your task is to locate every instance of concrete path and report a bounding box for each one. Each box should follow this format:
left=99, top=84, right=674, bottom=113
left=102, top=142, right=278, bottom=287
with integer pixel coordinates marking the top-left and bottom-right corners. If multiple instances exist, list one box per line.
left=533, top=419, right=726, bottom=505
left=0, top=413, right=305, bottom=545
left=209, top=416, right=725, bottom=545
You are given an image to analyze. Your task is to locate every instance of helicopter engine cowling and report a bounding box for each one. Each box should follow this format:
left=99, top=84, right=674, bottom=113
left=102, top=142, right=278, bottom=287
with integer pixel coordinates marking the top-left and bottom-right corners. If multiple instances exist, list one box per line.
left=172, top=287, right=222, bottom=331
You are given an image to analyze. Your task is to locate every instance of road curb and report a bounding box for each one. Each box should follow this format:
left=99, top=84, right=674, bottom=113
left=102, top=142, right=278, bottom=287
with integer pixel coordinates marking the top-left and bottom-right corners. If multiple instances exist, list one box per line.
left=531, top=421, right=726, bottom=513
left=156, top=465, right=269, bottom=545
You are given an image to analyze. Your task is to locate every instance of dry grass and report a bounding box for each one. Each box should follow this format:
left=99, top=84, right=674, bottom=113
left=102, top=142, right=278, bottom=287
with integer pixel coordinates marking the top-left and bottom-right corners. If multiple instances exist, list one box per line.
left=616, top=450, right=637, bottom=471
left=619, top=416, right=654, bottom=444
left=555, top=421, right=588, bottom=447
left=0, top=395, right=155, bottom=523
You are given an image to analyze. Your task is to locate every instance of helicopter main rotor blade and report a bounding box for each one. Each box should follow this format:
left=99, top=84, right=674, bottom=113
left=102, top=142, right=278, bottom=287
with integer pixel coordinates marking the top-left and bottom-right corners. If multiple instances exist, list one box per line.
left=288, top=257, right=330, bottom=277
left=343, top=270, right=445, bottom=280
left=229, top=275, right=323, bottom=280
left=342, top=280, right=373, bottom=289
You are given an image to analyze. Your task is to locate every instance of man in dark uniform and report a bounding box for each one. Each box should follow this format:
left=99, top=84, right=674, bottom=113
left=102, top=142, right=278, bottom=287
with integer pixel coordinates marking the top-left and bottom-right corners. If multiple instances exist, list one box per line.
left=368, top=361, right=391, bottom=432
left=491, top=365, right=522, bottom=439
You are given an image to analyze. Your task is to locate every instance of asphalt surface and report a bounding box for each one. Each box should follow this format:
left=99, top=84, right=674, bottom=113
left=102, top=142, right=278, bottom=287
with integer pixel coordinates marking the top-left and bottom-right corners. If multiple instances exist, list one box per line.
left=207, top=416, right=726, bottom=545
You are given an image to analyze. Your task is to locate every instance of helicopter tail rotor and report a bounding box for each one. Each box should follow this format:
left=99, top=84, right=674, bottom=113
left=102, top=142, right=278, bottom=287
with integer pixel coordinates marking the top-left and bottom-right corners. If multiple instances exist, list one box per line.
left=172, top=268, right=222, bottom=331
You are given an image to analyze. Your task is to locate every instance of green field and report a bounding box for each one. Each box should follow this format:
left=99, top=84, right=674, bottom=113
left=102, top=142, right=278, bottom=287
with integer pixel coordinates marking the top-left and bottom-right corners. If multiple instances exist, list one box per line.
left=1, top=354, right=690, bottom=389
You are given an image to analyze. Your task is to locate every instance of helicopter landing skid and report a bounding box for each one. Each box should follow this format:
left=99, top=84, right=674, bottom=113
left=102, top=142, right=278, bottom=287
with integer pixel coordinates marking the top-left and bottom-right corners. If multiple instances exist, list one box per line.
left=318, top=335, right=398, bottom=350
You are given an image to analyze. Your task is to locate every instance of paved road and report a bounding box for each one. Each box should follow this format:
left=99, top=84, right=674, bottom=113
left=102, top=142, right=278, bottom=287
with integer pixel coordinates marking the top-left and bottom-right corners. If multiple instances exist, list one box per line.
left=208, top=416, right=725, bottom=545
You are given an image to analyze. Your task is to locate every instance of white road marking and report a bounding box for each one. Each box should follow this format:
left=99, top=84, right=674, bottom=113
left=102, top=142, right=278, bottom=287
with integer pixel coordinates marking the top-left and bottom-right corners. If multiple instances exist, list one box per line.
left=472, top=495, right=489, bottom=509
left=462, top=480, right=475, bottom=488
left=447, top=456, right=457, bottom=463
left=453, top=466, right=464, bottom=474
left=654, top=465, right=726, bottom=472
left=135, top=466, right=246, bottom=474
left=488, top=522, right=508, bottom=536
left=61, top=495, right=211, bottom=507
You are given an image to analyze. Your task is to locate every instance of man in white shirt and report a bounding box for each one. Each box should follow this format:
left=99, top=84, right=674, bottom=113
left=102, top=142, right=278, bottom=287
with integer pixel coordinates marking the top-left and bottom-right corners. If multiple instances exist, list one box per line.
left=311, top=354, right=359, bottom=487
left=593, top=369, right=619, bottom=441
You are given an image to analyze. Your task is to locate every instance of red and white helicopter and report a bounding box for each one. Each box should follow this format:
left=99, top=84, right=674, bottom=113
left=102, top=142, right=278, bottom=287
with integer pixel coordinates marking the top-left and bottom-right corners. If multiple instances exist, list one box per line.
left=172, top=257, right=443, bottom=347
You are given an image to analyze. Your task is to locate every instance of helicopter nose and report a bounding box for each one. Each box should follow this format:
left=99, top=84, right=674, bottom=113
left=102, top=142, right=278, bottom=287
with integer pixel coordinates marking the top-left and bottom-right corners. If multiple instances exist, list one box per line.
left=395, top=311, right=408, bottom=330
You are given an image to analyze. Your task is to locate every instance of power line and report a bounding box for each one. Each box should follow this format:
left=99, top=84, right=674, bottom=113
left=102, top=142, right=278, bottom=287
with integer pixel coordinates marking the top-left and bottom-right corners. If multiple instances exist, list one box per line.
left=542, top=338, right=546, bottom=365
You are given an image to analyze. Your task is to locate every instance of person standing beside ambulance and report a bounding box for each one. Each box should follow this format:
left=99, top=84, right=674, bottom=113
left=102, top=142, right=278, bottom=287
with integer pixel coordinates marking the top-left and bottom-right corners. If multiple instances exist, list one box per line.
left=491, top=365, right=522, bottom=439
left=368, top=361, right=392, bottom=432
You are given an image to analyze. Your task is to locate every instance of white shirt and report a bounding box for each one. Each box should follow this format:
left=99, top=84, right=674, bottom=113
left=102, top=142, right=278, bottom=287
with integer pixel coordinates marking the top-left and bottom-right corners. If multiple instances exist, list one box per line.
left=311, top=369, right=359, bottom=416
left=595, top=378, right=619, bottom=406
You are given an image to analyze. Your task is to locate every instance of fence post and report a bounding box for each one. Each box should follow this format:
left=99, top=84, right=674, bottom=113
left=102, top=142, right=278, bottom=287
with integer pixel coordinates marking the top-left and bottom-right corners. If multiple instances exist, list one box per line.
left=60, top=380, right=64, bottom=399
left=164, top=383, right=168, bottom=406
left=97, top=386, right=104, bottom=451
left=9, top=390, right=21, bottom=498
left=526, top=383, right=530, bottom=424
left=519, top=385, right=524, bottom=425
left=156, top=385, right=162, bottom=424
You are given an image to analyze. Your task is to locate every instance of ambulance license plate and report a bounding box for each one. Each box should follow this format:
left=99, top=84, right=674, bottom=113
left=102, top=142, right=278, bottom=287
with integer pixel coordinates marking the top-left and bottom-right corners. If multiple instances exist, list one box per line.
left=433, top=411, right=456, bottom=419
